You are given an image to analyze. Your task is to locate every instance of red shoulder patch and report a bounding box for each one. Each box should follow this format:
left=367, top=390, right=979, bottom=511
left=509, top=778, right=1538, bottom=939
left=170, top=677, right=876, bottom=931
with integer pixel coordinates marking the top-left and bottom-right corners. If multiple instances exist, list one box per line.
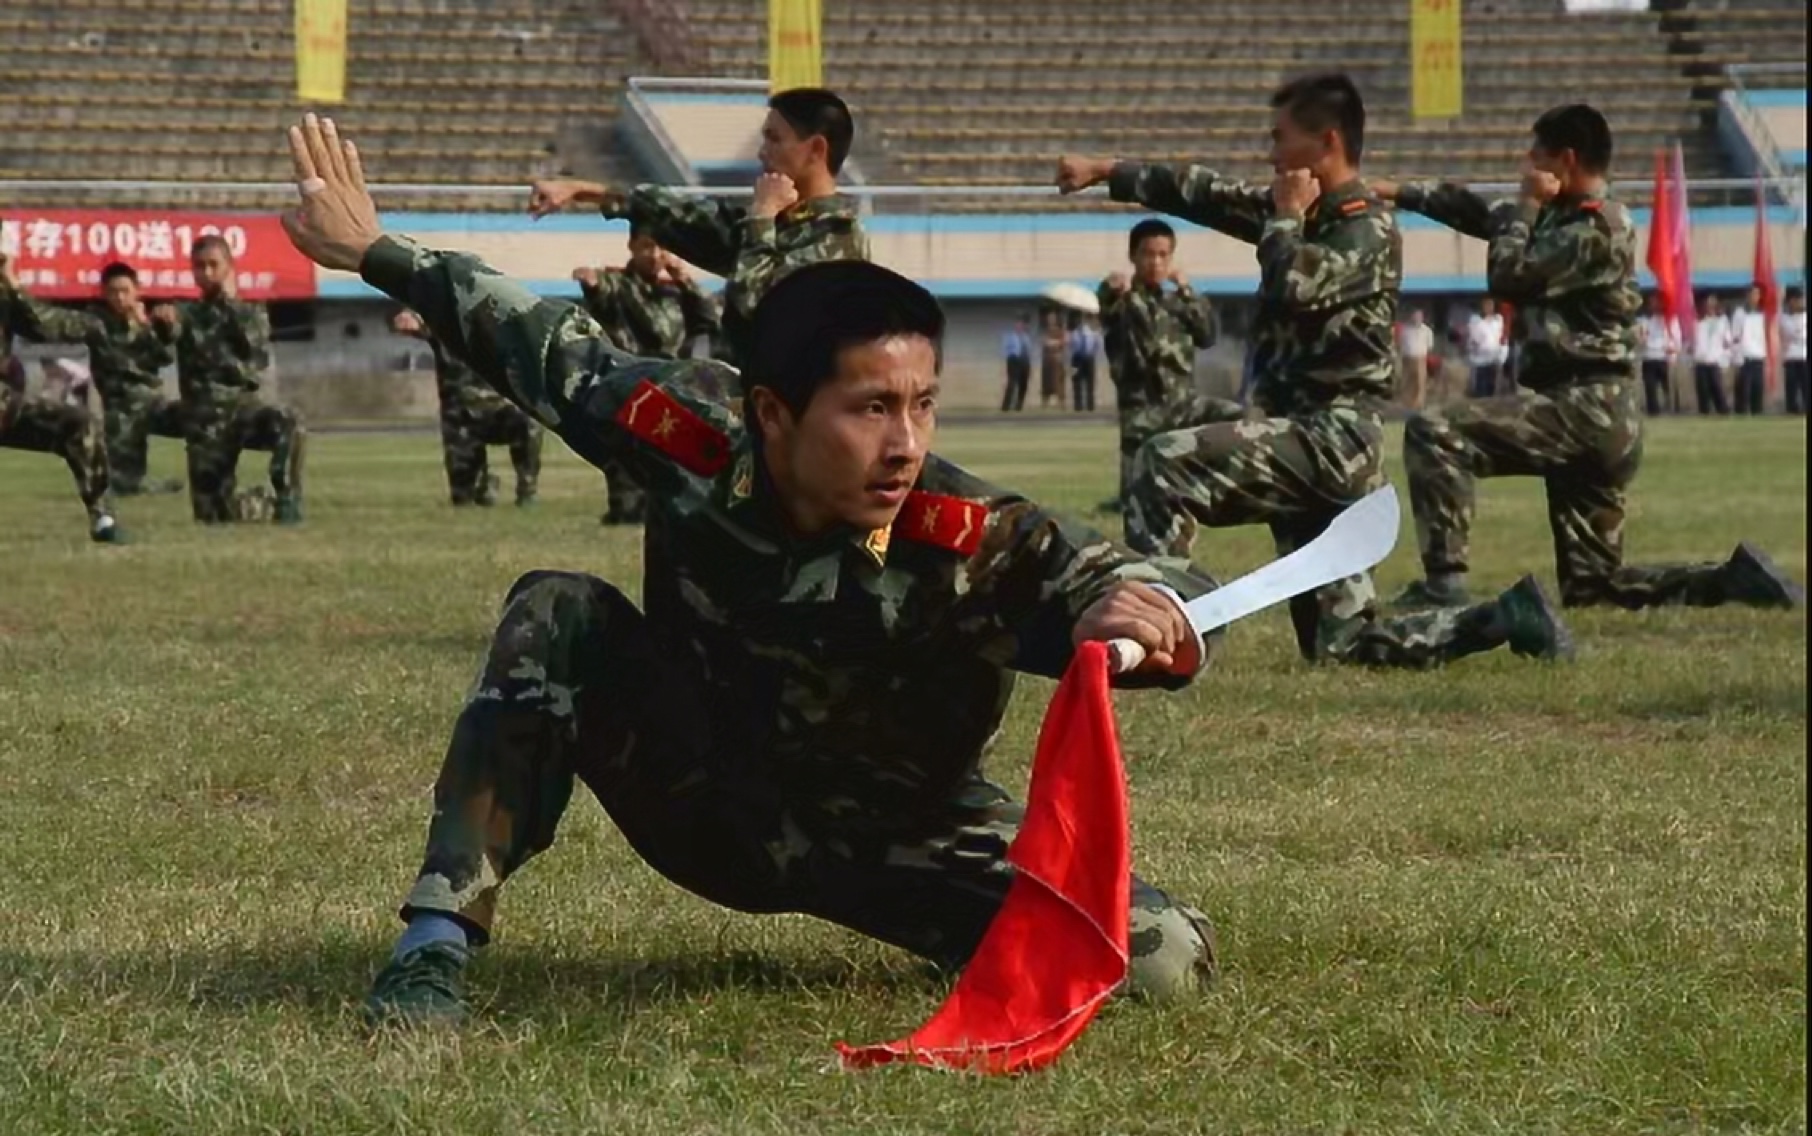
left=1339, top=198, right=1369, bottom=215
left=896, top=491, right=989, bottom=557
left=1579, top=199, right=1603, bottom=212
left=614, top=380, right=730, bottom=477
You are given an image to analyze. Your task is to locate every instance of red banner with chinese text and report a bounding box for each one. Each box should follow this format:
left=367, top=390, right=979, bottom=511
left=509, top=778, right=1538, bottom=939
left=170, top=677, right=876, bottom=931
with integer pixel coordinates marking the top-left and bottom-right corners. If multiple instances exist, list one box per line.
left=0, top=210, right=316, bottom=301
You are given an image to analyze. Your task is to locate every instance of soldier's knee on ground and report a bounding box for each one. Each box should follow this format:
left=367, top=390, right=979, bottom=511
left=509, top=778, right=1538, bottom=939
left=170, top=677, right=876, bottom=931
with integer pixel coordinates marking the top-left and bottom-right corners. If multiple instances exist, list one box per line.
left=1125, top=902, right=1218, bottom=1002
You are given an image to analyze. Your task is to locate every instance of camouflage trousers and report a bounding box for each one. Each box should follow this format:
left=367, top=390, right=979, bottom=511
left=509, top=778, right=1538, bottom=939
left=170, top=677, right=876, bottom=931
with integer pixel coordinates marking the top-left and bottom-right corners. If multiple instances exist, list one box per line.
left=102, top=390, right=185, bottom=494
left=184, top=398, right=306, bottom=524
left=1117, top=395, right=1246, bottom=506
left=0, top=390, right=112, bottom=523
left=600, top=460, right=646, bottom=523
left=1125, top=407, right=1521, bottom=667
left=441, top=399, right=541, bottom=506
left=1404, top=378, right=1732, bottom=609
left=401, top=571, right=1217, bottom=1000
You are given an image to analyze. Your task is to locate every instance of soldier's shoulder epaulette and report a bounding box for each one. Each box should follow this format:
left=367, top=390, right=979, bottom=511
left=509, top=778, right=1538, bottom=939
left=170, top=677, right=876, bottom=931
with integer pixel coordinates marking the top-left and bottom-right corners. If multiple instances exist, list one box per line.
left=896, top=489, right=989, bottom=556
left=614, top=379, right=731, bottom=476
left=1339, top=198, right=1370, bottom=216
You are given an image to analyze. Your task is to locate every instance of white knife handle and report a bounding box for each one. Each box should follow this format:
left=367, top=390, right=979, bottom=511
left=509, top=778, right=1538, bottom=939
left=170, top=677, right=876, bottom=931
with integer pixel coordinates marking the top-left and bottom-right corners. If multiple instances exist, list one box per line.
left=1105, top=638, right=1147, bottom=674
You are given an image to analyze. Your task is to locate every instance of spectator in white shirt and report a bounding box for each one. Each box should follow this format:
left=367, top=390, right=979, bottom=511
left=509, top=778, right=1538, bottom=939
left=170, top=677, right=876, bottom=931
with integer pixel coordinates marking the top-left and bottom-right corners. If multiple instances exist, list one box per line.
left=1465, top=297, right=1505, bottom=399
left=1397, top=308, right=1434, bottom=409
left=1730, top=284, right=1773, bottom=415
left=1783, top=286, right=1807, bottom=416
left=1691, top=293, right=1732, bottom=415
left=1637, top=292, right=1681, bottom=416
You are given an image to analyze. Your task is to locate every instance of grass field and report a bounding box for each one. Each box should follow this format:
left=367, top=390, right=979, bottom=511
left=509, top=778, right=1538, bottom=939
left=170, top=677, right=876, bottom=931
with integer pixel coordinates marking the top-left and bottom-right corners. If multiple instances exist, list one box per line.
left=1, top=418, right=1805, bottom=1135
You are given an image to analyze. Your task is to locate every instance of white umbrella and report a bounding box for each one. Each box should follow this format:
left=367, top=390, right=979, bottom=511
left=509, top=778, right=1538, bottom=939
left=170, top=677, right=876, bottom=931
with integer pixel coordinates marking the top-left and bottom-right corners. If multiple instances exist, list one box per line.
left=1040, top=281, right=1100, bottom=316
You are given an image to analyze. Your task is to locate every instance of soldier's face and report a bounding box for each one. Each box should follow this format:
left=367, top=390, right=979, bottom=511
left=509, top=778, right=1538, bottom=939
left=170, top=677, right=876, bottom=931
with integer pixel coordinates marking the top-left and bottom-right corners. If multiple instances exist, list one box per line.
left=192, top=246, right=234, bottom=297
left=757, top=334, right=938, bottom=535
left=103, top=275, right=138, bottom=317
left=627, top=234, right=662, bottom=278
left=1132, top=236, right=1173, bottom=287
left=1269, top=108, right=1330, bottom=175
left=759, top=111, right=819, bottom=179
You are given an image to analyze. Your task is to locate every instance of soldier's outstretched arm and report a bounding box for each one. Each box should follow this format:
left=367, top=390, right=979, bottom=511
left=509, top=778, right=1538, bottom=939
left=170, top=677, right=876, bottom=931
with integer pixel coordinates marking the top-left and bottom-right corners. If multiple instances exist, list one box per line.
left=614, top=187, right=743, bottom=278
left=1257, top=201, right=1398, bottom=313
left=0, top=259, right=99, bottom=344
left=1383, top=179, right=1500, bottom=241
left=1059, top=156, right=1270, bottom=244
left=931, top=457, right=1218, bottom=688
left=281, top=116, right=733, bottom=486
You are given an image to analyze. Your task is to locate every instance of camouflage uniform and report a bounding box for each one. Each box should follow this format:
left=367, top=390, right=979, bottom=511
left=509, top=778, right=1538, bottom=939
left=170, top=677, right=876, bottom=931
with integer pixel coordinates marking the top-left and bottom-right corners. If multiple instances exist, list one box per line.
left=580, top=266, right=721, bottom=522
left=0, top=281, right=116, bottom=528
left=172, top=295, right=305, bottom=523
left=1396, top=183, right=1766, bottom=608
left=72, top=310, right=185, bottom=495
left=1111, top=163, right=1537, bottom=667
left=424, top=334, right=541, bottom=506
left=602, top=186, right=869, bottom=367
left=1097, top=274, right=1239, bottom=505
left=363, top=235, right=1219, bottom=997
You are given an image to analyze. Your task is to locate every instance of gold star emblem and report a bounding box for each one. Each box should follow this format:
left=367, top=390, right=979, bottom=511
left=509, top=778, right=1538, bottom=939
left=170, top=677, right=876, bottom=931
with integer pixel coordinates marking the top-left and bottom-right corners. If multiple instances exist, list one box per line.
left=920, top=504, right=941, bottom=534
left=652, top=410, right=679, bottom=440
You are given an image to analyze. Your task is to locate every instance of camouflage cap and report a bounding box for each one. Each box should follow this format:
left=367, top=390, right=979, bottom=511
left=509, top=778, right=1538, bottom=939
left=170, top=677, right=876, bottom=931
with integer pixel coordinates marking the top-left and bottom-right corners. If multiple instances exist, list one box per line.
left=744, top=260, right=944, bottom=409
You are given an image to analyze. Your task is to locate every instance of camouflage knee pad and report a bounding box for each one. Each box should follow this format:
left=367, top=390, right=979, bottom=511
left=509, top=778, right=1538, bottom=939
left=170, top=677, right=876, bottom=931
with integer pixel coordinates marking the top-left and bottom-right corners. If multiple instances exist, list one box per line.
left=1125, top=902, right=1218, bottom=1002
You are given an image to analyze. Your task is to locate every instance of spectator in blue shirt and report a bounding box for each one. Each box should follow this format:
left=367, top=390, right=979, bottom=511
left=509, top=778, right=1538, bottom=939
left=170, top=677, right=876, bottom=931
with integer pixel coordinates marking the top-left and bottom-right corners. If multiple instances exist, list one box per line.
left=1068, top=317, right=1102, bottom=411
left=1001, top=313, right=1033, bottom=411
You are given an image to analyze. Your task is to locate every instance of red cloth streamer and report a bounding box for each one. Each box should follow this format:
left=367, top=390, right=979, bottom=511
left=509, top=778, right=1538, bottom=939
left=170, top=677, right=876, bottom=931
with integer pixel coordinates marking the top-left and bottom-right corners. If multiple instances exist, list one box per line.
left=1754, top=176, right=1781, bottom=399
left=836, top=641, right=1129, bottom=1075
left=1646, top=148, right=1680, bottom=324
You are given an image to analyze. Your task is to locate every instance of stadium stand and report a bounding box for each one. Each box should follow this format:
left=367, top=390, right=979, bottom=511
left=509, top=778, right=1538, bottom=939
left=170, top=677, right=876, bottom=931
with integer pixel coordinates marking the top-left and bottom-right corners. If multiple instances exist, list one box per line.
left=0, top=0, right=1802, bottom=211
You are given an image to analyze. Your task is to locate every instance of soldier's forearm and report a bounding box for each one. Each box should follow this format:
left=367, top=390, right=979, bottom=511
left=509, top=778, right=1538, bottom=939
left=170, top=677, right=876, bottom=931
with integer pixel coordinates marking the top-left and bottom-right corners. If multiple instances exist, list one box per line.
left=1396, top=181, right=1497, bottom=241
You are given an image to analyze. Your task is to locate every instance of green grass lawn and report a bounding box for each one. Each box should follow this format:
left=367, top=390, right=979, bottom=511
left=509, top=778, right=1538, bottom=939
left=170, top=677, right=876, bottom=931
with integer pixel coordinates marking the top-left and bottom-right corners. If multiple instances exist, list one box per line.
left=0, top=418, right=1804, bottom=1135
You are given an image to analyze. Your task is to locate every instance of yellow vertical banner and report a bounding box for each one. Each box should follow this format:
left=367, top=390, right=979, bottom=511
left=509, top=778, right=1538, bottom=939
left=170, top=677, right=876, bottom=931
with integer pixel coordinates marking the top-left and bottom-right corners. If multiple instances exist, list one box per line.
left=769, top=0, right=823, bottom=92
left=295, top=0, right=348, bottom=104
left=1410, top=0, right=1462, bottom=120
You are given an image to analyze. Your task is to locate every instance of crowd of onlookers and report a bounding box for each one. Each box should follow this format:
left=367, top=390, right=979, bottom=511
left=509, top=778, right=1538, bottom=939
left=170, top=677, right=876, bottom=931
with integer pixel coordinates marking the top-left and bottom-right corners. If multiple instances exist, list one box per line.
left=1000, top=308, right=1103, bottom=412
left=1395, top=287, right=1808, bottom=416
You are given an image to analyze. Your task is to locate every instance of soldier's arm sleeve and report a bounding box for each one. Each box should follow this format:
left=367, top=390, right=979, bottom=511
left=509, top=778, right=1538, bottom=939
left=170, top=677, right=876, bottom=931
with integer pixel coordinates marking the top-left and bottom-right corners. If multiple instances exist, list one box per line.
left=578, top=271, right=623, bottom=330
left=952, top=464, right=1219, bottom=689
left=232, top=304, right=272, bottom=386
left=1485, top=205, right=1616, bottom=303
left=1179, top=288, right=1217, bottom=347
left=679, top=278, right=722, bottom=338
left=1256, top=208, right=1395, bottom=313
left=2, top=284, right=98, bottom=344
left=1393, top=181, right=1500, bottom=241
left=611, top=186, right=741, bottom=277
left=1106, top=161, right=1270, bottom=245
left=359, top=234, right=730, bottom=487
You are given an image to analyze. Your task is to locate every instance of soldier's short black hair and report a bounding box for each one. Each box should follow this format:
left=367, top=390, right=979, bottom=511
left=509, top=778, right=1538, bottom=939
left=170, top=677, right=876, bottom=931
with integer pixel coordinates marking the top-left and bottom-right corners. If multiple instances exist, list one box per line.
left=191, top=233, right=233, bottom=261
left=628, top=221, right=654, bottom=242
left=99, top=262, right=137, bottom=285
left=746, top=261, right=943, bottom=413
left=1271, top=73, right=1366, bottom=163
left=768, top=88, right=855, bottom=174
left=1532, top=104, right=1613, bottom=173
left=1129, top=218, right=1176, bottom=258
left=1787, top=285, right=1805, bottom=302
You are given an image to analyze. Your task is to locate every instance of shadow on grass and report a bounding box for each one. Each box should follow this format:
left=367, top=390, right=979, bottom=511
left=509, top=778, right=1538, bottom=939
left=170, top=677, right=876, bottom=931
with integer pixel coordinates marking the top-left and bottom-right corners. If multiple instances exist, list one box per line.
left=0, top=937, right=942, bottom=1026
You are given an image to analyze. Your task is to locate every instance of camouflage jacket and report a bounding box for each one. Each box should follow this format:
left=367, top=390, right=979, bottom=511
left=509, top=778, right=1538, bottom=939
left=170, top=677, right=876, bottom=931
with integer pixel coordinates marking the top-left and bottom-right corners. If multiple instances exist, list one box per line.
left=1109, top=163, right=1401, bottom=417
left=580, top=267, right=721, bottom=360
left=172, top=294, right=270, bottom=407
left=0, top=279, right=93, bottom=420
left=1396, top=182, right=1641, bottom=389
left=361, top=234, right=1217, bottom=837
left=1096, top=277, right=1217, bottom=417
left=603, top=186, right=869, bottom=366
left=81, top=310, right=177, bottom=405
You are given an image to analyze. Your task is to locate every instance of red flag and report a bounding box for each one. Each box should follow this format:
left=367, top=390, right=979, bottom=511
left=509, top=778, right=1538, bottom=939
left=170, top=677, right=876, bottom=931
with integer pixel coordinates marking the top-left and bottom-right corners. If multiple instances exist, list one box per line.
left=1754, top=176, right=1781, bottom=398
left=837, top=641, right=1129, bottom=1075
left=1646, top=149, right=1679, bottom=317
left=1671, top=143, right=1698, bottom=343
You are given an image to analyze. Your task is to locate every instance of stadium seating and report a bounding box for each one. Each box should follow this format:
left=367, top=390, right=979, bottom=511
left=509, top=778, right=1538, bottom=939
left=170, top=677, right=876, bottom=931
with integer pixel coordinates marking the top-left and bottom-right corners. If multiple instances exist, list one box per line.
left=0, top=0, right=1800, bottom=212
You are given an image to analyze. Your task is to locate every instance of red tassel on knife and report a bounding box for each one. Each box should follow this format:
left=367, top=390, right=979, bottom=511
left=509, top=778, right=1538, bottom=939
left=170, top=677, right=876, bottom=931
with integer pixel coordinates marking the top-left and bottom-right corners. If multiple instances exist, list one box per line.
left=836, top=641, right=1130, bottom=1075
